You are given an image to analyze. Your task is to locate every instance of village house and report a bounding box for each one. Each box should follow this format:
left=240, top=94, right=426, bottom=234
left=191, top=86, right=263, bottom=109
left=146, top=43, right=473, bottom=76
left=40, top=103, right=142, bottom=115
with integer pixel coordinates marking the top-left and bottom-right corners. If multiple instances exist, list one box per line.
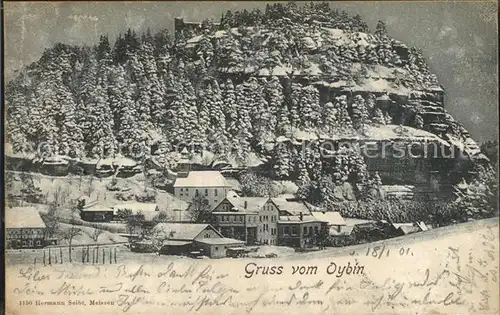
left=5, top=207, right=51, bottom=249
left=79, top=202, right=115, bottom=222
left=271, top=198, right=328, bottom=249
left=153, top=223, right=244, bottom=258
left=212, top=194, right=331, bottom=248
left=308, top=210, right=347, bottom=236
left=277, top=213, right=328, bottom=249
left=211, top=191, right=279, bottom=245
left=173, top=171, right=232, bottom=208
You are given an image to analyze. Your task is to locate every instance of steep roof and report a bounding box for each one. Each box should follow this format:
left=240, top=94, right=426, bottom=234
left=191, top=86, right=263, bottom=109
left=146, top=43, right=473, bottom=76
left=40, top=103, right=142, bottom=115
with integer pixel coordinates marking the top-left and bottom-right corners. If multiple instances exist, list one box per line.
left=174, top=171, right=230, bottom=188
left=153, top=223, right=223, bottom=241
left=6, top=208, right=46, bottom=229
left=230, top=195, right=268, bottom=212
left=271, top=198, right=310, bottom=215
left=213, top=192, right=269, bottom=213
left=310, top=211, right=346, bottom=226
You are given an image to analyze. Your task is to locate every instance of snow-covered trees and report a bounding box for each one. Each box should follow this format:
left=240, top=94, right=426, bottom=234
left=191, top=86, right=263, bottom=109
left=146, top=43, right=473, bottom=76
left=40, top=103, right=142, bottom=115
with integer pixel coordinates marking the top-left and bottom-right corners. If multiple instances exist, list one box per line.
left=82, top=84, right=117, bottom=158
left=413, top=113, right=424, bottom=129
left=374, top=20, right=389, bottom=40
left=290, top=83, right=321, bottom=130
left=222, top=79, right=239, bottom=143
left=322, top=101, right=338, bottom=134
left=372, top=108, right=386, bottom=126
left=264, top=76, right=283, bottom=133
left=351, top=94, right=370, bottom=130
left=333, top=95, right=353, bottom=132
left=272, top=143, right=292, bottom=178
left=199, top=80, right=227, bottom=153
left=5, top=10, right=448, bottom=180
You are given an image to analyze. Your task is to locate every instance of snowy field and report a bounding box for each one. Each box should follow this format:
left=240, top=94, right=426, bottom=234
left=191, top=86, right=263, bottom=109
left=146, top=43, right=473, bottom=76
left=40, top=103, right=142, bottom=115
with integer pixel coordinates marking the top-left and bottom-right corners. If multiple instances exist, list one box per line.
left=6, top=217, right=497, bottom=267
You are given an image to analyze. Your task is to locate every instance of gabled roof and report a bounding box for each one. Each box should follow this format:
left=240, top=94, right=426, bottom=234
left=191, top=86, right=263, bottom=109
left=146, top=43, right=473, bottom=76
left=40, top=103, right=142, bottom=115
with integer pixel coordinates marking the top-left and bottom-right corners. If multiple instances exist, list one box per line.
left=271, top=198, right=310, bottom=215
left=82, top=203, right=114, bottom=212
left=174, top=171, right=231, bottom=188
left=153, top=223, right=223, bottom=241
left=6, top=208, right=46, bottom=229
left=310, top=211, right=346, bottom=226
left=213, top=192, right=269, bottom=213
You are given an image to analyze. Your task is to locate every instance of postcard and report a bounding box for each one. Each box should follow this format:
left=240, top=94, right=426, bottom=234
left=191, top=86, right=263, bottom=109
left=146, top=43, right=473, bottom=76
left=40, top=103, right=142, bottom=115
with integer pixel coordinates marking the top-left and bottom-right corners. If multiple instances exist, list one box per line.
left=4, top=1, right=499, bottom=315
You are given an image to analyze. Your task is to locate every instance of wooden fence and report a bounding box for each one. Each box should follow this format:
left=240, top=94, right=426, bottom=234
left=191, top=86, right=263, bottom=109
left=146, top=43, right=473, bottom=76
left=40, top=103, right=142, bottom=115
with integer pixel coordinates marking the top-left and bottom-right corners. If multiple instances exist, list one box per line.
left=34, top=245, right=121, bottom=266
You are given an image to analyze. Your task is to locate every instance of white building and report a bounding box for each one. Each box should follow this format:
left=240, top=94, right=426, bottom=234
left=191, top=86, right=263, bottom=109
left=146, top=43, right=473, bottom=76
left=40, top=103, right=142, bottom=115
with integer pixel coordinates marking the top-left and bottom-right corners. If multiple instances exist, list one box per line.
left=173, top=171, right=232, bottom=208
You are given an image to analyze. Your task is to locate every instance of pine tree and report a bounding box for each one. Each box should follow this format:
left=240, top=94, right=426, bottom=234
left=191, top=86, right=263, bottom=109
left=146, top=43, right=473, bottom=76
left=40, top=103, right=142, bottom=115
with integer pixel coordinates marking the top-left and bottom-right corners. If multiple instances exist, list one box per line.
left=264, top=76, right=283, bottom=134
left=374, top=20, right=389, bottom=40
left=372, top=108, right=386, bottom=126
left=413, top=113, right=424, bottom=129
left=322, top=101, right=338, bottom=134
left=300, top=85, right=321, bottom=129
left=290, top=83, right=302, bottom=128
left=233, top=83, right=253, bottom=162
left=366, top=46, right=379, bottom=64
left=351, top=94, right=370, bottom=130
left=366, top=93, right=376, bottom=114
left=82, top=84, right=117, bottom=158
left=334, top=95, right=353, bottom=132
left=166, top=78, right=199, bottom=147
left=272, top=143, right=292, bottom=178
left=384, top=112, right=393, bottom=125
left=221, top=79, right=238, bottom=142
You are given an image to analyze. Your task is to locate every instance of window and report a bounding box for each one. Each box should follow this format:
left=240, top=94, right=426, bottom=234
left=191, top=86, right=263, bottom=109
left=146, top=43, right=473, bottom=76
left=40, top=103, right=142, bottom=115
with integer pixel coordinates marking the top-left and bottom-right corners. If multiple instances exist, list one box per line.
left=215, top=247, right=219, bottom=250
left=292, top=227, right=298, bottom=235
left=205, top=189, right=208, bottom=196
left=180, top=188, right=183, bottom=196
left=303, top=227, right=308, bottom=235
left=284, top=227, right=290, bottom=235
left=239, top=216, right=243, bottom=222
left=314, top=226, right=319, bottom=234
left=309, top=227, right=313, bottom=235
left=196, top=189, right=199, bottom=196
left=205, top=233, right=211, bottom=238
left=259, top=216, right=262, bottom=222
left=215, top=189, right=218, bottom=196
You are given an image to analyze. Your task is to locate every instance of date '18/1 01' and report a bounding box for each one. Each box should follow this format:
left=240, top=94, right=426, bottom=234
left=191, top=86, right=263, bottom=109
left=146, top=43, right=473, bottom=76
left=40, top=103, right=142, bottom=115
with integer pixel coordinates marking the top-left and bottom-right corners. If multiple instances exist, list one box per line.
left=363, top=245, right=413, bottom=259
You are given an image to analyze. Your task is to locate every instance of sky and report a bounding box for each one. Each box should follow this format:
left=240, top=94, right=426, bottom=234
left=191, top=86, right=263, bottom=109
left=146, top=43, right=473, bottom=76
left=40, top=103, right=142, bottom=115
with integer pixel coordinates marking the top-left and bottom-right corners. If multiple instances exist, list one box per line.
left=3, top=1, right=498, bottom=143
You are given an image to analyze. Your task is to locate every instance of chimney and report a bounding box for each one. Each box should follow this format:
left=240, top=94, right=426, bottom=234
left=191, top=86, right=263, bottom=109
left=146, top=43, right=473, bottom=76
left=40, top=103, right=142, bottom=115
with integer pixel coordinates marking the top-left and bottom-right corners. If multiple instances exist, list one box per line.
left=299, top=212, right=303, bottom=221
left=244, top=201, right=248, bottom=209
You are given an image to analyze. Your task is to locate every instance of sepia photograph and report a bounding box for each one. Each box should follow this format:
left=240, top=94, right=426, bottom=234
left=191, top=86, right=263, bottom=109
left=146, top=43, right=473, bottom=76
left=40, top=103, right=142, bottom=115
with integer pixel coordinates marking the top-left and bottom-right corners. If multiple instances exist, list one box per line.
left=3, top=1, right=499, bottom=314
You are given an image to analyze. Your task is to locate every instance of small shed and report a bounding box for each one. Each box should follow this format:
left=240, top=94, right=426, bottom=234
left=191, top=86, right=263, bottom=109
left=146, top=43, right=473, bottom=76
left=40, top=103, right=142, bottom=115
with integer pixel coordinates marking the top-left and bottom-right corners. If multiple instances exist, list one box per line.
left=158, top=240, right=193, bottom=255
left=80, top=203, right=115, bottom=222
left=195, top=238, right=246, bottom=259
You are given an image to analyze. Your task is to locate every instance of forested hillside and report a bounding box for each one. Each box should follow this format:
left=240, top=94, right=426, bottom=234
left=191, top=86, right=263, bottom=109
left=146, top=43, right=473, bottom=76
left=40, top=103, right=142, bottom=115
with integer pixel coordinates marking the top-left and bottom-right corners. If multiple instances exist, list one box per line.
left=5, top=2, right=498, bottom=223
left=5, top=2, right=475, bottom=167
